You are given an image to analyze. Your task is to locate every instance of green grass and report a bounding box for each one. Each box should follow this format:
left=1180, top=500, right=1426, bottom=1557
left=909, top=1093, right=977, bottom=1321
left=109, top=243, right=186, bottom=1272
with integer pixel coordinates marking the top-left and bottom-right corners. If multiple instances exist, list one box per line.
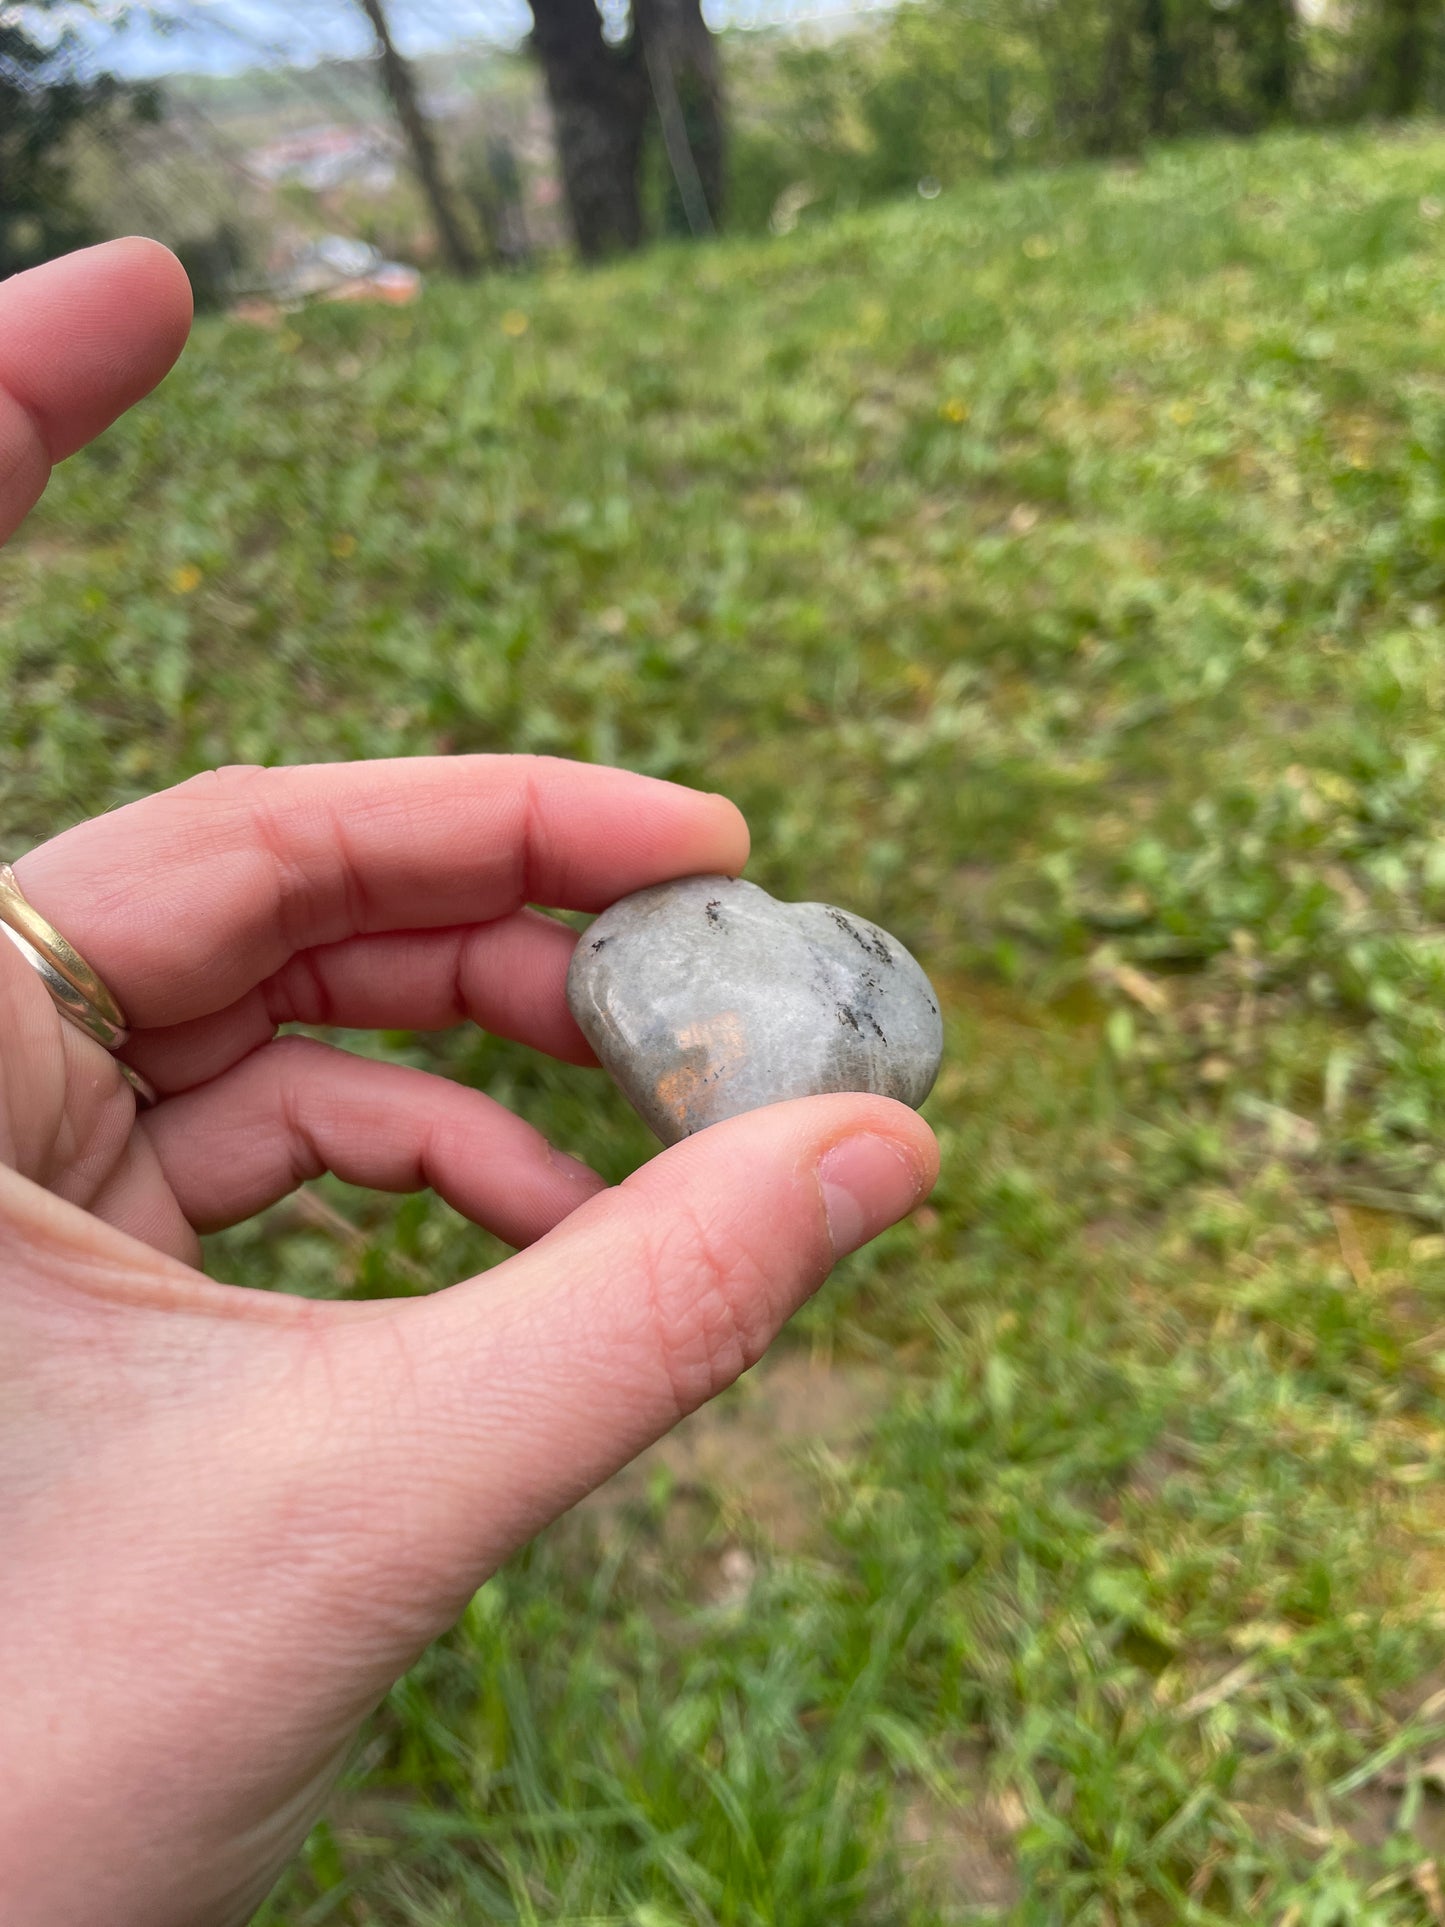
left=6, top=125, right=1445, bottom=1923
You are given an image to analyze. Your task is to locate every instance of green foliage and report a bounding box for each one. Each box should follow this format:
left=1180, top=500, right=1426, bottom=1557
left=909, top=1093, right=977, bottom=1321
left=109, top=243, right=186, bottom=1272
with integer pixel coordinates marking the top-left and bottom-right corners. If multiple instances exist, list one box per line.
left=0, top=2, right=104, bottom=276
left=6, top=128, right=1445, bottom=1922
left=0, top=4, right=176, bottom=283
left=724, top=0, right=1435, bottom=236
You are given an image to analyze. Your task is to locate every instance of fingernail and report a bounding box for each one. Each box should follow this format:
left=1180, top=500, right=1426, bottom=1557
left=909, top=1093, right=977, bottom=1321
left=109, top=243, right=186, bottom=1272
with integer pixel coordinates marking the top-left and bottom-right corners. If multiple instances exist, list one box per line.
left=818, top=1134, right=925, bottom=1258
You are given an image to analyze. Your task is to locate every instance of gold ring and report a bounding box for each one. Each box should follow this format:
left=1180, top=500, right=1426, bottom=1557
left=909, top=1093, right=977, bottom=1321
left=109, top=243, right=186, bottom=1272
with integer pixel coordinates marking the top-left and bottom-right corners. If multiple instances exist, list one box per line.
left=0, top=863, right=157, bottom=1107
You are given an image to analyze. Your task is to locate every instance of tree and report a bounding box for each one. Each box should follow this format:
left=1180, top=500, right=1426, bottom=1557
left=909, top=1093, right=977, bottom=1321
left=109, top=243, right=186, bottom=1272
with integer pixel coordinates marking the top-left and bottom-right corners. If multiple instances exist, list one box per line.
left=1073, top=0, right=1294, bottom=154
left=634, top=0, right=726, bottom=237
left=529, top=0, right=648, bottom=260
left=1380, top=0, right=1432, bottom=113
left=0, top=5, right=107, bottom=278
left=1247, top=0, right=1295, bottom=117
left=528, top=0, right=726, bottom=260
left=354, top=0, right=478, bottom=275
left=1138, top=0, right=1176, bottom=136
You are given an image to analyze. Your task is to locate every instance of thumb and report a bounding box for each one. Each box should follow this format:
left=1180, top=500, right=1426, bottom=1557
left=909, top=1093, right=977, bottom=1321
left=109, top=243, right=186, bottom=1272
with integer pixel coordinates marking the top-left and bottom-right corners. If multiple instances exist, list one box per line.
left=366, top=1094, right=937, bottom=1610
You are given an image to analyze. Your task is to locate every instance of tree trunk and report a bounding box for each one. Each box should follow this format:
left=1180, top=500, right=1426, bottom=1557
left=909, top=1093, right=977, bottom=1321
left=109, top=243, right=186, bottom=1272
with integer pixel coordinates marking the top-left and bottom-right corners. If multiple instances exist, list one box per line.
left=1382, top=0, right=1429, bottom=114
left=1139, top=0, right=1173, bottom=135
left=1260, top=2, right=1292, bottom=117
left=633, top=0, right=726, bottom=234
left=1085, top=1, right=1138, bottom=154
left=1242, top=0, right=1293, bottom=117
left=355, top=0, right=478, bottom=276
left=529, top=0, right=649, bottom=260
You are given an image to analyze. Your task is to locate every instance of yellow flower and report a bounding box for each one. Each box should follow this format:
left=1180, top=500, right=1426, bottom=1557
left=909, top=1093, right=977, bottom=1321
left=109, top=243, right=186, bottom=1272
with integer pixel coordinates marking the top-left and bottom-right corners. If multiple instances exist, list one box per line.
left=169, top=564, right=202, bottom=594
left=1169, top=400, right=1196, bottom=427
left=330, top=532, right=357, bottom=559
left=940, top=397, right=970, bottom=423
left=500, top=310, right=530, bottom=338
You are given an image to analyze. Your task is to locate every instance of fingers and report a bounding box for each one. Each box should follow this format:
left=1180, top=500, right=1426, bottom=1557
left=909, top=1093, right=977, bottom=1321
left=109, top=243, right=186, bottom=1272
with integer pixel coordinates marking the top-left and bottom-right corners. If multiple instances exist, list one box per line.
left=141, top=1035, right=605, bottom=1244
left=0, top=939, right=194, bottom=1263
left=16, top=756, right=750, bottom=1031
left=0, top=238, right=192, bottom=541
left=127, top=909, right=596, bottom=1097
left=81, top=1124, right=202, bottom=1268
left=339, top=1095, right=939, bottom=1609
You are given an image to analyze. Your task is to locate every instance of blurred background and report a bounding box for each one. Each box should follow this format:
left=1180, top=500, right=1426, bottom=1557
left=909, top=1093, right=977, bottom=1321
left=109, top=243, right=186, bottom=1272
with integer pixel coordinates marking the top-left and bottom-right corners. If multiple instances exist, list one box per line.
left=11, top=0, right=1445, bottom=295
left=7, top=1, right=1445, bottom=1923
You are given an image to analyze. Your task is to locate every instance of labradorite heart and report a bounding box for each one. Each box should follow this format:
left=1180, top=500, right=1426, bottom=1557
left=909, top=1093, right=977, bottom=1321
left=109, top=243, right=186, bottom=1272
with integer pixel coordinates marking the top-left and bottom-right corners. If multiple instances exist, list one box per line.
left=565, top=874, right=943, bottom=1146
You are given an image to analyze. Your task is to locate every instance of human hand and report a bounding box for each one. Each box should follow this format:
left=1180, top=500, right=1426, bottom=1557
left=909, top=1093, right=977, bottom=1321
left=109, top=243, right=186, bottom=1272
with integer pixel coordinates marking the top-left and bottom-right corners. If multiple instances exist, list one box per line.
left=0, top=242, right=939, bottom=1927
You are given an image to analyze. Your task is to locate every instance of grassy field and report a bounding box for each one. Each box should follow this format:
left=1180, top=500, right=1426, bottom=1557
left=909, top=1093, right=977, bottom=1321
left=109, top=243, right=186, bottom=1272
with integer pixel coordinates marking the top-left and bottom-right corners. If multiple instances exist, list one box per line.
left=6, top=126, right=1445, bottom=1924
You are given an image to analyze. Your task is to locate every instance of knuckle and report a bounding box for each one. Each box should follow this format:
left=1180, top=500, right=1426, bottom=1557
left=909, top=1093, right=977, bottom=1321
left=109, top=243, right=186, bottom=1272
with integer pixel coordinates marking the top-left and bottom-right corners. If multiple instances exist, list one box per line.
left=260, top=1032, right=333, bottom=1089
left=265, top=1031, right=326, bottom=1064
left=255, top=1035, right=333, bottom=1179
left=271, top=944, right=338, bottom=1028
left=166, top=768, right=323, bottom=946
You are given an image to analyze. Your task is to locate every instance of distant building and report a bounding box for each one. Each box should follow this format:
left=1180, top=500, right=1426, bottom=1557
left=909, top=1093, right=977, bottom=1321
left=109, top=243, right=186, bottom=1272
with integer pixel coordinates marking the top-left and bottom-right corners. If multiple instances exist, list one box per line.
left=247, top=125, right=399, bottom=195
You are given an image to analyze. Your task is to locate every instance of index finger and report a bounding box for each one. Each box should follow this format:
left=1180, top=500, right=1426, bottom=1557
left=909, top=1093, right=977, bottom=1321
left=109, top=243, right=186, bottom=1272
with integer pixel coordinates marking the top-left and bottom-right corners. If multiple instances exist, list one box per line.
left=14, top=756, right=751, bottom=1028
left=0, top=238, right=193, bottom=542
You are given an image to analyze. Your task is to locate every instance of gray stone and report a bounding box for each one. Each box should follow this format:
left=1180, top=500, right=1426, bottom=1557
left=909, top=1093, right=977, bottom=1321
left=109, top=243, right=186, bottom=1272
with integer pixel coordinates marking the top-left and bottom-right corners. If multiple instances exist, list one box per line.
left=566, top=873, right=944, bottom=1146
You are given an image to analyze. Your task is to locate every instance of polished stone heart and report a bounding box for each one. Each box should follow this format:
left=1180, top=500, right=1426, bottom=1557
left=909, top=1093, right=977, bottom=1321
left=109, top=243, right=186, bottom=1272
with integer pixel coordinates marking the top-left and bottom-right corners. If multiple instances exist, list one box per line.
left=566, top=874, right=943, bottom=1146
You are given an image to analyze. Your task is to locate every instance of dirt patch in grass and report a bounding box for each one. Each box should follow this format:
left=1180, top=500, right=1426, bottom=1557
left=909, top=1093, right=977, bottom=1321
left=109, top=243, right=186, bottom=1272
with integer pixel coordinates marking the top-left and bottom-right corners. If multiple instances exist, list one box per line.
left=1404, top=1483, right=1445, bottom=1605
left=896, top=1747, right=1024, bottom=1917
left=580, top=1351, right=899, bottom=1556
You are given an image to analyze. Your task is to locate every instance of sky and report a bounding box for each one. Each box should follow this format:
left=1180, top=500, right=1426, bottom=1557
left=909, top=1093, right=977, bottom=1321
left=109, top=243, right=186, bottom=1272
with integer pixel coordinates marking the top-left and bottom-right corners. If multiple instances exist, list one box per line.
left=13, top=0, right=890, bottom=77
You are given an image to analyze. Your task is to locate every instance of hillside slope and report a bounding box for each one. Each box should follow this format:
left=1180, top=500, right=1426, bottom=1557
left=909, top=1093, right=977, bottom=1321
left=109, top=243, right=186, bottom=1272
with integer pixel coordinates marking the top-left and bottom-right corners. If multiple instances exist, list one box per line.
left=5, top=129, right=1445, bottom=1924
